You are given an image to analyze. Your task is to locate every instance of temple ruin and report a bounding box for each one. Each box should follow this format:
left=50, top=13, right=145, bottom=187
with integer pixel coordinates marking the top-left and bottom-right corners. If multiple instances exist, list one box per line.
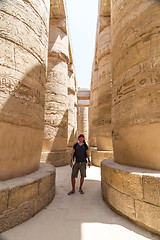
left=0, top=0, right=159, bottom=236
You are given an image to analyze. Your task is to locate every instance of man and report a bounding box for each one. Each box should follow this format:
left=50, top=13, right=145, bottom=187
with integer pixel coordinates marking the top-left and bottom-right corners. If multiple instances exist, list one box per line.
left=68, top=134, right=91, bottom=195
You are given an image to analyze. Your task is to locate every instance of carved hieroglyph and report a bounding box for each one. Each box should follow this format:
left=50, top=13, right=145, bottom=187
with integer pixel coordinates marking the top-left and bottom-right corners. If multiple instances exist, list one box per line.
left=0, top=0, right=50, bottom=180
left=112, top=0, right=160, bottom=170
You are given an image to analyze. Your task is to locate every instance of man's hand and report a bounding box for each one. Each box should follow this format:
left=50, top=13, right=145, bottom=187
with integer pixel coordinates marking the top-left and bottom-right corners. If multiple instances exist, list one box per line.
left=88, top=162, right=91, bottom=168
left=70, top=161, right=73, bottom=168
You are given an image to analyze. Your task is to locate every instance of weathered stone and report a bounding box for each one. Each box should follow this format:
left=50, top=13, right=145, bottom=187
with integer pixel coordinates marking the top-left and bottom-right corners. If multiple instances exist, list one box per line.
left=123, top=172, right=143, bottom=200
left=0, top=163, right=55, bottom=233
left=112, top=0, right=160, bottom=171
left=101, top=159, right=123, bottom=192
left=77, top=88, right=90, bottom=142
left=91, top=150, right=113, bottom=167
left=96, top=6, right=112, bottom=152
left=89, top=62, right=98, bottom=147
left=143, top=174, right=160, bottom=206
left=67, top=61, right=77, bottom=147
left=41, top=150, right=71, bottom=167
left=39, top=173, right=55, bottom=195
left=8, top=182, right=39, bottom=209
left=101, top=159, right=160, bottom=235
left=106, top=182, right=136, bottom=220
left=0, top=0, right=50, bottom=180
left=78, top=106, right=89, bottom=142
left=135, top=200, right=160, bottom=235
left=0, top=190, right=8, bottom=214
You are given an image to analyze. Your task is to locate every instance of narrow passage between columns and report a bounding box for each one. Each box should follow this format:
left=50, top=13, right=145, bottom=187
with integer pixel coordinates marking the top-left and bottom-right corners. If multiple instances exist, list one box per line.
left=1, top=166, right=159, bottom=240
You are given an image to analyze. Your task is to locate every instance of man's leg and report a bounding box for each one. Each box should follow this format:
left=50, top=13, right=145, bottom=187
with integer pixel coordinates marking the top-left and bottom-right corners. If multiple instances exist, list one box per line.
left=79, top=163, right=86, bottom=194
left=68, top=177, right=76, bottom=195
left=79, top=177, right=84, bottom=193
left=68, top=163, right=78, bottom=195
left=71, top=177, right=76, bottom=192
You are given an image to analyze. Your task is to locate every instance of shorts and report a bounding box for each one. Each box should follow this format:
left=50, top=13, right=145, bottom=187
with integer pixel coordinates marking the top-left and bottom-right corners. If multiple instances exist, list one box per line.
left=71, top=162, right=86, bottom=178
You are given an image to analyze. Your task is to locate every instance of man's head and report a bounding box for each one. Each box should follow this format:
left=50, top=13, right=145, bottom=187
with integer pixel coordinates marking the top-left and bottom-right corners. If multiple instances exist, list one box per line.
left=78, top=134, right=85, bottom=142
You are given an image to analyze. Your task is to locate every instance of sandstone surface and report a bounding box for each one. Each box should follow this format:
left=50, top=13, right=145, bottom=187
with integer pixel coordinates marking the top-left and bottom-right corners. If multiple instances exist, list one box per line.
left=112, top=0, right=160, bottom=170
left=0, top=0, right=50, bottom=180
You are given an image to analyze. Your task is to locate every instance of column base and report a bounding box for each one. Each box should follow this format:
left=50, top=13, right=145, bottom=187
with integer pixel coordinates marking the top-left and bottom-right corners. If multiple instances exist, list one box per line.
left=91, top=150, right=114, bottom=167
left=88, top=146, right=97, bottom=156
left=41, top=150, right=71, bottom=167
left=0, top=163, right=56, bottom=233
left=101, top=159, right=160, bottom=235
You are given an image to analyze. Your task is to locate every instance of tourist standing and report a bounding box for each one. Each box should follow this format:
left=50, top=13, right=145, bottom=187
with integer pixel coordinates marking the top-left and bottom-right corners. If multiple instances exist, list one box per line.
left=68, top=134, right=91, bottom=195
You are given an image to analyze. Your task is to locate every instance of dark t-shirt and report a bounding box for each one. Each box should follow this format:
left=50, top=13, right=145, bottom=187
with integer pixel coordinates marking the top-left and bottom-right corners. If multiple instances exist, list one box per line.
left=73, top=143, right=88, bottom=163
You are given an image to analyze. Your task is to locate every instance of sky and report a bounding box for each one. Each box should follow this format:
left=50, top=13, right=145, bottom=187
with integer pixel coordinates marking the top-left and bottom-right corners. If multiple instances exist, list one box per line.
left=65, top=0, right=99, bottom=89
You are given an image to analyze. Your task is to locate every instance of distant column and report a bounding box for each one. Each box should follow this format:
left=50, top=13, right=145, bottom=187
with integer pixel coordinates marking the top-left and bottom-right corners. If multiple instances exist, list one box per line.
left=78, top=106, right=89, bottom=142
left=77, top=88, right=90, bottom=143
left=41, top=17, right=71, bottom=166
left=91, top=1, right=113, bottom=166
left=67, top=60, right=78, bottom=147
left=89, top=62, right=98, bottom=147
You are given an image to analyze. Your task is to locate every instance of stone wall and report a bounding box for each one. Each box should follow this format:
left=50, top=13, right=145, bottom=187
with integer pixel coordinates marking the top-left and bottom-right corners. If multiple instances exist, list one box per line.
left=112, top=0, right=160, bottom=170
left=101, top=159, right=160, bottom=235
left=0, top=163, right=55, bottom=233
left=0, top=0, right=50, bottom=180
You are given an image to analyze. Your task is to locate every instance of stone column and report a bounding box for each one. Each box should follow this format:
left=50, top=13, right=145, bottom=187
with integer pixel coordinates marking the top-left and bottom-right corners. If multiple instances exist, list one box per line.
left=67, top=56, right=78, bottom=147
left=112, top=0, right=160, bottom=171
left=91, top=1, right=113, bottom=166
left=0, top=0, right=50, bottom=180
left=101, top=0, right=160, bottom=235
left=77, top=88, right=90, bottom=143
left=89, top=62, right=98, bottom=147
left=0, top=0, right=56, bottom=232
left=78, top=106, right=89, bottom=142
left=41, top=16, right=71, bottom=167
left=88, top=61, right=98, bottom=156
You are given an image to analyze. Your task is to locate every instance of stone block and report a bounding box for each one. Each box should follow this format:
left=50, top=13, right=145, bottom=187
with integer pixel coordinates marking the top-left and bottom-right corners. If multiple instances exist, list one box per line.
left=101, top=180, right=109, bottom=203
left=101, top=162, right=123, bottom=192
left=92, top=150, right=113, bottom=166
left=142, top=175, right=160, bottom=206
left=0, top=163, right=55, bottom=233
left=41, top=150, right=71, bottom=167
left=123, top=172, right=143, bottom=200
left=0, top=200, right=35, bottom=233
left=8, top=182, right=39, bottom=208
left=107, top=184, right=136, bottom=220
left=39, top=173, right=55, bottom=195
left=0, top=190, right=9, bottom=214
left=34, top=186, right=55, bottom=214
left=135, top=200, right=160, bottom=235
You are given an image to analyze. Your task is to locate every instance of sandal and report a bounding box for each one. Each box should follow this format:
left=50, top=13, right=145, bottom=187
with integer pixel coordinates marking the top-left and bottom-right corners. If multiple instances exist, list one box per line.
left=79, top=189, right=84, bottom=194
left=67, top=190, right=75, bottom=195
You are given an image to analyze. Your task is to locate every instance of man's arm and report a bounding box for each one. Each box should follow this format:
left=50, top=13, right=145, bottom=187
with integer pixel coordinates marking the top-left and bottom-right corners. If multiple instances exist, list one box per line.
left=86, top=149, right=91, bottom=168
left=70, top=149, right=75, bottom=168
